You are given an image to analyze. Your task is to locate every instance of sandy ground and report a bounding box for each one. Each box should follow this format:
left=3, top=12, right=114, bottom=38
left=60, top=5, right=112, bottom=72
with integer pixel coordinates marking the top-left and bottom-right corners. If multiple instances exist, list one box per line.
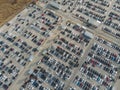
left=0, top=0, right=31, bottom=26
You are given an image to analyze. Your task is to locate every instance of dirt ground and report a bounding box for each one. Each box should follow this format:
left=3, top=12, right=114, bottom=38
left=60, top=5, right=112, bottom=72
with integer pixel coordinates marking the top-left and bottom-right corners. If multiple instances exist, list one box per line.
left=0, top=0, right=31, bottom=26
left=113, top=80, right=120, bottom=90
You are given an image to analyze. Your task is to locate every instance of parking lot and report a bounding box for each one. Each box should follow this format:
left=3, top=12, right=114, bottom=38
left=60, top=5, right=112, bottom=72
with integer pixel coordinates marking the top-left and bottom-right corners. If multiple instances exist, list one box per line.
left=16, top=19, right=93, bottom=90
left=0, top=0, right=120, bottom=90
left=69, top=36, right=120, bottom=90
left=0, top=2, right=62, bottom=90
left=39, top=0, right=120, bottom=45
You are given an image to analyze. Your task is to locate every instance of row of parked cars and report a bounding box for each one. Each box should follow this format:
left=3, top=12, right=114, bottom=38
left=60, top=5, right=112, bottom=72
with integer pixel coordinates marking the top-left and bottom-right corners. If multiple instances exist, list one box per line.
left=90, top=0, right=109, bottom=7
left=109, top=12, right=120, bottom=22
left=73, top=37, right=119, bottom=90
left=11, top=3, right=42, bottom=33
left=54, top=37, right=84, bottom=56
left=30, top=10, right=60, bottom=37
left=65, top=21, right=91, bottom=46
left=102, top=0, right=120, bottom=38
left=12, top=4, right=60, bottom=38
left=113, top=4, right=120, bottom=13
left=102, top=27, right=120, bottom=38
left=0, top=29, right=41, bottom=90
left=84, top=1, right=107, bottom=14
left=77, top=7, right=106, bottom=22
left=79, top=59, right=113, bottom=90
left=102, top=27, right=115, bottom=37
left=38, top=20, right=93, bottom=89
left=0, top=3, right=59, bottom=90
left=47, top=46, right=79, bottom=68
left=72, top=0, right=110, bottom=23
left=73, top=75, right=98, bottom=90
left=104, top=19, right=120, bottom=32
left=0, top=57, right=20, bottom=90
left=21, top=79, right=51, bottom=90
left=0, top=30, right=39, bottom=55
left=21, top=66, right=65, bottom=90
left=28, top=19, right=93, bottom=90
left=53, top=0, right=76, bottom=13
left=67, top=33, right=120, bottom=90
left=91, top=43, right=120, bottom=64
left=41, top=55, right=72, bottom=80
left=44, top=0, right=120, bottom=42
left=60, top=28, right=88, bottom=45
left=0, top=40, right=24, bottom=90
left=95, top=36, right=120, bottom=53
left=20, top=29, right=45, bottom=46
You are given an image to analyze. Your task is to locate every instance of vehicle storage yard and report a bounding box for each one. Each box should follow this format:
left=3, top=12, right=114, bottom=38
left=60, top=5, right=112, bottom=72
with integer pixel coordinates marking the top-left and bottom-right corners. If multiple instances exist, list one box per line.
left=0, top=0, right=120, bottom=90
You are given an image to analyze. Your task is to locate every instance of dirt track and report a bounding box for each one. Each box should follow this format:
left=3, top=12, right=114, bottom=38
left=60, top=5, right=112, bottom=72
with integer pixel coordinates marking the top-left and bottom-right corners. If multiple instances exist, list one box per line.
left=0, top=0, right=31, bottom=26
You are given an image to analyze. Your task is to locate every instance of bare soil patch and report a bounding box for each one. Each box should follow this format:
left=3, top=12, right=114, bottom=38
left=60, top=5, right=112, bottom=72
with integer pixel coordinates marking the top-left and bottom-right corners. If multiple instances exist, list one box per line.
left=0, top=0, right=31, bottom=26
